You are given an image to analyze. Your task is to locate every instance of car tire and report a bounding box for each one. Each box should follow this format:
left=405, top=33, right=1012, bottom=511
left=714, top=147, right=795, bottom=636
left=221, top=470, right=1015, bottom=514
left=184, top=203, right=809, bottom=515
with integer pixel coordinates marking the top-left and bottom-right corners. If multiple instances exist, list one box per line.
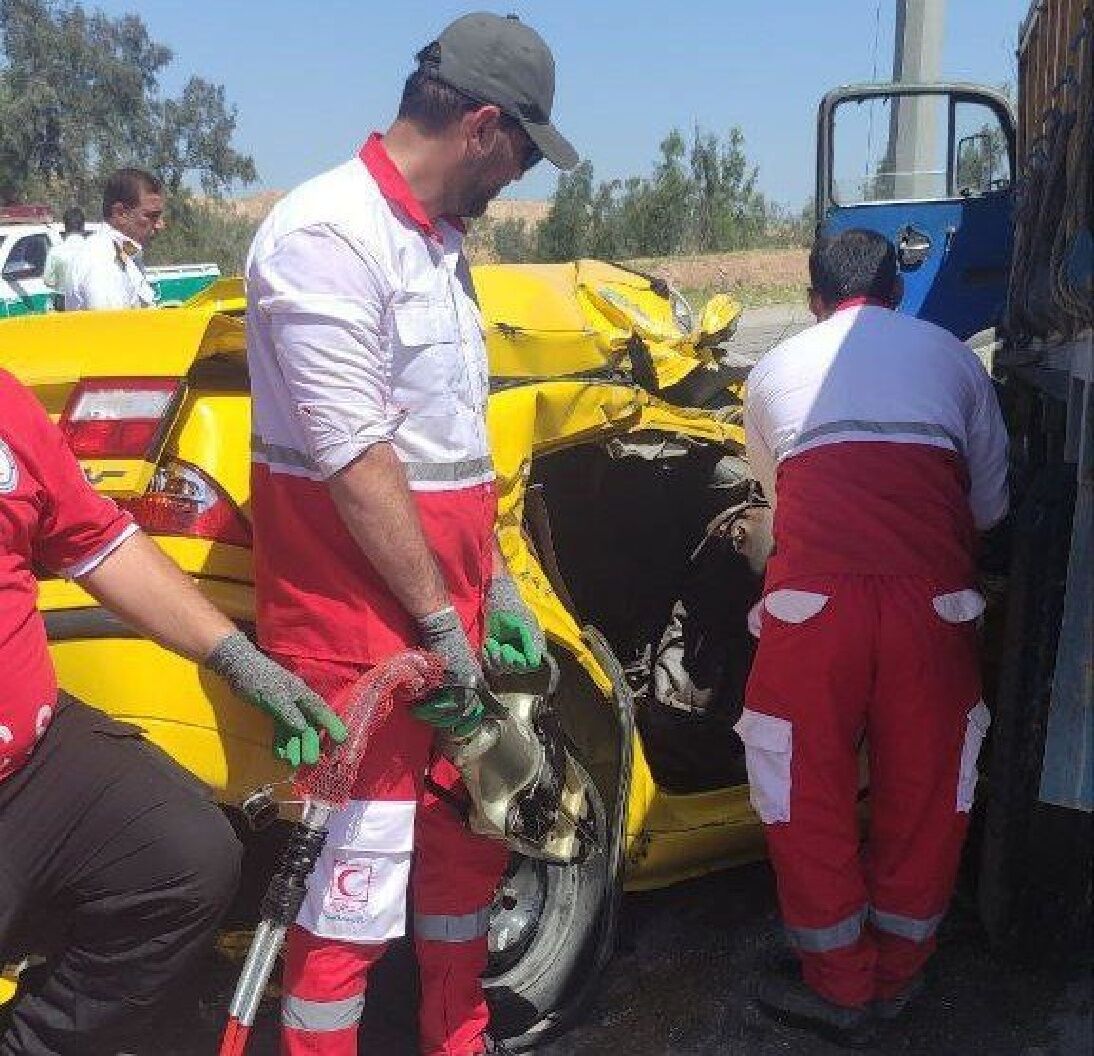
left=484, top=755, right=610, bottom=1045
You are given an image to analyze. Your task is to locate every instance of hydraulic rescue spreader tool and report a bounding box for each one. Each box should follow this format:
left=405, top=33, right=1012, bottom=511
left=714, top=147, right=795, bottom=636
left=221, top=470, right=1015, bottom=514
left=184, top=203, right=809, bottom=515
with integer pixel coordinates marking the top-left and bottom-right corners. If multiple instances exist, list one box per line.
left=434, top=655, right=599, bottom=865
left=218, top=649, right=446, bottom=1056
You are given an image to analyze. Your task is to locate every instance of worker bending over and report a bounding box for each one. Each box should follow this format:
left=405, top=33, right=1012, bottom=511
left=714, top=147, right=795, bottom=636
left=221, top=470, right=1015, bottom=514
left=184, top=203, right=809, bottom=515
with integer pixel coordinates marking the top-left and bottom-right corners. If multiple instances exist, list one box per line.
left=740, top=228, right=1009, bottom=1046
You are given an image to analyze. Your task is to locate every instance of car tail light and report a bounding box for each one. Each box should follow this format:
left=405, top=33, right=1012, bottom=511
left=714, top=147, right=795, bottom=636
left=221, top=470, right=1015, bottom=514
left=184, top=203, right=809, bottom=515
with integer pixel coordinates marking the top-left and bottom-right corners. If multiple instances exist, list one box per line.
left=59, top=378, right=184, bottom=459
left=120, top=459, right=252, bottom=547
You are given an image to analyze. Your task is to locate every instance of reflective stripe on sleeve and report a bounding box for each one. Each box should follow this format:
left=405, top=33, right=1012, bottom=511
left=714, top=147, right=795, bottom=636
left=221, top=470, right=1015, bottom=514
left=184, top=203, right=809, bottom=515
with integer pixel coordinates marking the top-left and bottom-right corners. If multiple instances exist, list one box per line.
left=414, top=906, right=492, bottom=942
left=282, top=992, right=365, bottom=1031
left=869, top=906, right=945, bottom=943
left=253, top=436, right=316, bottom=472
left=253, top=438, right=494, bottom=486
left=403, top=456, right=494, bottom=484
left=785, top=907, right=867, bottom=953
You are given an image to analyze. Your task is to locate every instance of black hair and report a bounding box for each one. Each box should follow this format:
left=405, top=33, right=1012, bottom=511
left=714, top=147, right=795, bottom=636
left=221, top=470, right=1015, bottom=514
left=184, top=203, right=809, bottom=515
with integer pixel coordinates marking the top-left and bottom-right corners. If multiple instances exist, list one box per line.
left=61, top=206, right=85, bottom=234
left=398, top=43, right=481, bottom=134
left=398, top=44, right=524, bottom=140
left=102, top=168, right=163, bottom=221
left=808, top=228, right=898, bottom=306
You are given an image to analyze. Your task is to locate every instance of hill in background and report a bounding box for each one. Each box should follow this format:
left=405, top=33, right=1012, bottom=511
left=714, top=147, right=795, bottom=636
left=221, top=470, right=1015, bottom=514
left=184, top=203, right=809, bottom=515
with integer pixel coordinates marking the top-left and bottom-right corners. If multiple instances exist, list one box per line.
left=225, top=190, right=550, bottom=231
left=214, top=191, right=805, bottom=305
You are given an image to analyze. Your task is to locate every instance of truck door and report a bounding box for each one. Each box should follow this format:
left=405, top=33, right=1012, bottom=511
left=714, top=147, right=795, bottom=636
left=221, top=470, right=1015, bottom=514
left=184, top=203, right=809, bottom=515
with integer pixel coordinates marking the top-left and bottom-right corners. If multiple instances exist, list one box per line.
left=816, top=84, right=1016, bottom=340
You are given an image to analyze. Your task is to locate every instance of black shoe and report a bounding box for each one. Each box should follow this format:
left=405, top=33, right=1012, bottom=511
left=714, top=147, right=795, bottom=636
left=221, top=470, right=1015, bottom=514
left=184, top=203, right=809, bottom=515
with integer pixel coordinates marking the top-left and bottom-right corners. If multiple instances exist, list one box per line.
left=871, top=972, right=926, bottom=1020
left=753, top=973, right=877, bottom=1049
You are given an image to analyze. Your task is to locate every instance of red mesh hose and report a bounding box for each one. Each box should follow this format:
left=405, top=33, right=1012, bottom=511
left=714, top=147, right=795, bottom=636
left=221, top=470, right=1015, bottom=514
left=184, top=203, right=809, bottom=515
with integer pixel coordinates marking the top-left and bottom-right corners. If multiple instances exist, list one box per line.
left=293, top=648, right=445, bottom=807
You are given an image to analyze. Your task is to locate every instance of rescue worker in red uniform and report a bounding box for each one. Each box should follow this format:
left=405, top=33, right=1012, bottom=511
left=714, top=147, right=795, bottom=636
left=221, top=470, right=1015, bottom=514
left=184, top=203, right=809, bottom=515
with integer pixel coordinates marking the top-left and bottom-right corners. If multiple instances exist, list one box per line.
left=244, top=13, right=577, bottom=1055
left=740, top=229, right=1009, bottom=1045
left=0, top=370, right=347, bottom=1055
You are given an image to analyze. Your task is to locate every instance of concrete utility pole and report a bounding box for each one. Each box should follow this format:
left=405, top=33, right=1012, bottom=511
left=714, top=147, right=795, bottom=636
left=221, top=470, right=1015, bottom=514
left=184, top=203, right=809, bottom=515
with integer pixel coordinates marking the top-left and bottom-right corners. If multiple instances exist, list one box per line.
left=885, top=0, right=947, bottom=199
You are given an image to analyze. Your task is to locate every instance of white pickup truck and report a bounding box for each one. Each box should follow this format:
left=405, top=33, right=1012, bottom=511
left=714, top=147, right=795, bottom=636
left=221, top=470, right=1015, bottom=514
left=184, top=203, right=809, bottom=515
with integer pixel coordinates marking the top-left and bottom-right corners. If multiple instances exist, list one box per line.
left=0, top=210, right=219, bottom=317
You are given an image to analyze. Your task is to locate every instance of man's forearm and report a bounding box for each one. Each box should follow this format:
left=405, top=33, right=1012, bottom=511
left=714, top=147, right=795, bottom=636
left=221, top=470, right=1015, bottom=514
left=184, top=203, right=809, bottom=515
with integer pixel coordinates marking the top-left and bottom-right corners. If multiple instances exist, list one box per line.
left=328, top=442, right=450, bottom=620
left=77, top=531, right=237, bottom=661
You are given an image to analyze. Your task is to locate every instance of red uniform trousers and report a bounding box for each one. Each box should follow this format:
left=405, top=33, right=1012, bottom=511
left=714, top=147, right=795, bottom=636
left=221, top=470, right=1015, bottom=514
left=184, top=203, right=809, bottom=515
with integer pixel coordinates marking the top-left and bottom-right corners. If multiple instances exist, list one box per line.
left=741, top=574, right=988, bottom=1008
left=277, top=656, right=510, bottom=1056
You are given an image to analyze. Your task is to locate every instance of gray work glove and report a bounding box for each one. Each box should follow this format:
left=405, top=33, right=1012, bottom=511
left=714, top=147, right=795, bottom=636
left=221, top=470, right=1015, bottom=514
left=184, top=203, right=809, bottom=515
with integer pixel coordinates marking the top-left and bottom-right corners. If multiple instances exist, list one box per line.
left=483, top=574, right=546, bottom=676
left=206, top=631, right=348, bottom=768
left=413, top=606, right=486, bottom=737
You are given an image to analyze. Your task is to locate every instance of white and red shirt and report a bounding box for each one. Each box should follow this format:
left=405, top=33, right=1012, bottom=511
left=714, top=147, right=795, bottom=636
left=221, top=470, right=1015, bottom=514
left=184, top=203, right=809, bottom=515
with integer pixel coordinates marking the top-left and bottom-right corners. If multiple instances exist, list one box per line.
left=744, top=302, right=1009, bottom=590
left=245, top=135, right=495, bottom=664
left=0, top=370, right=136, bottom=780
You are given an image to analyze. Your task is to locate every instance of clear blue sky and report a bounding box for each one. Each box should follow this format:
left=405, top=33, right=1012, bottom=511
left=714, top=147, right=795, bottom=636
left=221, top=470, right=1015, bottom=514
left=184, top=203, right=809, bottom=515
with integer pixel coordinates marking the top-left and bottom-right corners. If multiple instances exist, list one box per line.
left=94, top=0, right=1030, bottom=208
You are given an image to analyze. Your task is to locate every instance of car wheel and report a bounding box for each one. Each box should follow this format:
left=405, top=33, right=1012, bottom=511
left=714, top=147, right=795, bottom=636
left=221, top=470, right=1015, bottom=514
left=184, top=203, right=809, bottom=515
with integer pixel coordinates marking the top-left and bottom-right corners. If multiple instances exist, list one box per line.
left=484, top=755, right=609, bottom=1044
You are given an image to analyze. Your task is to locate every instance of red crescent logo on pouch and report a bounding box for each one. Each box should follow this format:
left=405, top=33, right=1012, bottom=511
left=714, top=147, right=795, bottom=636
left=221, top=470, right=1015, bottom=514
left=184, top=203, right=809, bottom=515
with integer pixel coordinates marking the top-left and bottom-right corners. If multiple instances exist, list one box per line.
left=328, top=862, right=372, bottom=905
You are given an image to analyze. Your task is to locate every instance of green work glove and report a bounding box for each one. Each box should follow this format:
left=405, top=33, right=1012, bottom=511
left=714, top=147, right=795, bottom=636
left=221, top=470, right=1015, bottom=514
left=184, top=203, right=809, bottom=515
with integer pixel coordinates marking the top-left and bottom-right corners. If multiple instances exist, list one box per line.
left=484, top=575, right=545, bottom=675
left=415, top=606, right=487, bottom=737
left=206, top=631, right=348, bottom=767
left=411, top=687, right=486, bottom=740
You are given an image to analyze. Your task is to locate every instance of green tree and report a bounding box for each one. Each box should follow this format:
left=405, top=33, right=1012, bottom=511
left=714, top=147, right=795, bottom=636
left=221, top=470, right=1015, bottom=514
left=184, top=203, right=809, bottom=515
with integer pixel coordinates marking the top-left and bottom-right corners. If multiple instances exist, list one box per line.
left=954, top=124, right=1008, bottom=195
left=0, top=0, right=255, bottom=206
left=144, top=197, right=259, bottom=274
left=491, top=217, right=536, bottom=263
left=534, top=125, right=777, bottom=263
left=536, top=160, right=594, bottom=261
left=688, top=126, right=765, bottom=251
left=641, top=129, right=692, bottom=256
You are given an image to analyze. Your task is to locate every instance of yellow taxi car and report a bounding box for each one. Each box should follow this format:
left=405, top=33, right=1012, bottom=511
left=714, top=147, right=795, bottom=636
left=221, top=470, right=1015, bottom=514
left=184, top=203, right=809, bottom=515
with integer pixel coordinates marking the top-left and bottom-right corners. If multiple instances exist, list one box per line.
left=0, top=261, right=767, bottom=1047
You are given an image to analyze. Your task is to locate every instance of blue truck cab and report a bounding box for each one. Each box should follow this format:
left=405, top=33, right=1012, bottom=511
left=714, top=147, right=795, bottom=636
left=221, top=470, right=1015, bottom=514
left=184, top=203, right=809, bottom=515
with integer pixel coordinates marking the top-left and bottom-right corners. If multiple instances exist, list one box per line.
left=815, top=82, right=1016, bottom=341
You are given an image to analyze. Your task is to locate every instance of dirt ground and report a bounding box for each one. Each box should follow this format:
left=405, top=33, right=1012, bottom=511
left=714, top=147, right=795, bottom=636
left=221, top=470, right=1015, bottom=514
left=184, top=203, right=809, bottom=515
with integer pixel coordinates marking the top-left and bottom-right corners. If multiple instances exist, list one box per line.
left=628, top=248, right=809, bottom=296
left=537, top=864, right=1092, bottom=1056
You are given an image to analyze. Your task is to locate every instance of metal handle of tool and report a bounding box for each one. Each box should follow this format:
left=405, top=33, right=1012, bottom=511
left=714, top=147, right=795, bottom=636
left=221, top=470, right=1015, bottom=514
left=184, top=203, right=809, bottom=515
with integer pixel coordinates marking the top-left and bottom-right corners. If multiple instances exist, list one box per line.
left=221, top=798, right=332, bottom=1046
left=473, top=650, right=561, bottom=720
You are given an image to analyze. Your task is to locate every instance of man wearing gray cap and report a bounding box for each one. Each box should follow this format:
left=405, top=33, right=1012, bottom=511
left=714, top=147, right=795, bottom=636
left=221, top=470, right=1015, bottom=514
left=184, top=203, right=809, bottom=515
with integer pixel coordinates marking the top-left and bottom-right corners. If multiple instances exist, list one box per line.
left=245, top=12, right=576, bottom=1055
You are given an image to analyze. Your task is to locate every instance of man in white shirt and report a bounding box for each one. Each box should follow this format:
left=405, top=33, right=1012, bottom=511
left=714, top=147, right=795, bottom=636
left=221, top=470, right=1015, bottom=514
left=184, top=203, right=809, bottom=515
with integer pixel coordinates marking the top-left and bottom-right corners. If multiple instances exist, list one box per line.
left=246, top=12, right=575, bottom=1054
left=42, top=207, right=87, bottom=311
left=740, top=229, right=1008, bottom=1045
left=65, top=168, right=163, bottom=311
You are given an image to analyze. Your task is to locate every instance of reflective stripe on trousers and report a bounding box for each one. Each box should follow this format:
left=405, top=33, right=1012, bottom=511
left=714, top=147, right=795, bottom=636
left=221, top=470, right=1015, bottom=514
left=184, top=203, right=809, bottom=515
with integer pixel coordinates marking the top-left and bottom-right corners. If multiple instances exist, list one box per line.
left=786, top=905, right=944, bottom=954
left=785, top=907, right=867, bottom=953
left=415, top=906, right=492, bottom=942
left=870, top=906, right=945, bottom=943
left=282, top=992, right=366, bottom=1031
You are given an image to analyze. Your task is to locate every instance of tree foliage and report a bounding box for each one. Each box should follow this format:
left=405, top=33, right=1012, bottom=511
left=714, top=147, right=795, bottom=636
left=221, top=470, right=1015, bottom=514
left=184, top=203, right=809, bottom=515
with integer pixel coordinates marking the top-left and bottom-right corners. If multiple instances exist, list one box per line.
left=144, top=197, right=259, bottom=275
left=532, top=125, right=780, bottom=263
left=0, top=0, right=255, bottom=209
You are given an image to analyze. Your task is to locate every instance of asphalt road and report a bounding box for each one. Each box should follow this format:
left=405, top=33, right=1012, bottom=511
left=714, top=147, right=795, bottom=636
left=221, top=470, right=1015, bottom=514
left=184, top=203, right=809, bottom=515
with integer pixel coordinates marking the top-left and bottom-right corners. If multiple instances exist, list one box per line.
left=537, top=864, right=1092, bottom=1056
left=731, top=302, right=814, bottom=360
left=154, top=853, right=1091, bottom=1056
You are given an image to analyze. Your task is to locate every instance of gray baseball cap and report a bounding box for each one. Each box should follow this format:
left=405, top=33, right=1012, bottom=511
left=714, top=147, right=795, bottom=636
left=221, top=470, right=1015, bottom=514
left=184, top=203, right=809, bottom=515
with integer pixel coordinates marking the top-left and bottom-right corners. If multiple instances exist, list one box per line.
left=417, top=12, right=578, bottom=170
